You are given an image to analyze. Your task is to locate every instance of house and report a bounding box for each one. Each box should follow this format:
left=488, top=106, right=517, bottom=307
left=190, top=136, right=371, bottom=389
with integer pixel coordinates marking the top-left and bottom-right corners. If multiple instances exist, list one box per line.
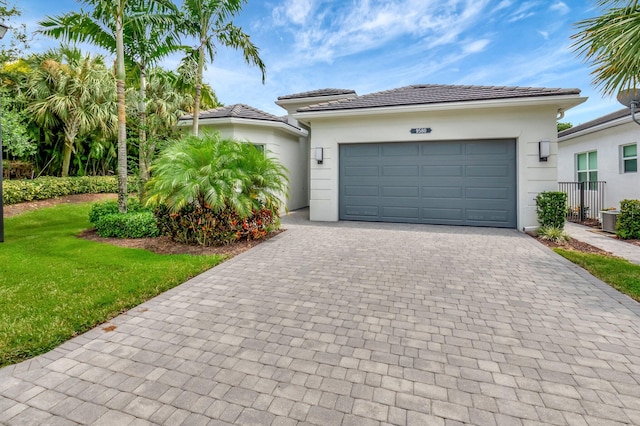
left=558, top=108, right=640, bottom=210
left=179, top=84, right=586, bottom=231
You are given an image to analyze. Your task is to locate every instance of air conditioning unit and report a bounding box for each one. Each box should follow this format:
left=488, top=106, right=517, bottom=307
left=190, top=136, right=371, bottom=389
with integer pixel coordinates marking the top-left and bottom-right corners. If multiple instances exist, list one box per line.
left=601, top=211, right=619, bottom=233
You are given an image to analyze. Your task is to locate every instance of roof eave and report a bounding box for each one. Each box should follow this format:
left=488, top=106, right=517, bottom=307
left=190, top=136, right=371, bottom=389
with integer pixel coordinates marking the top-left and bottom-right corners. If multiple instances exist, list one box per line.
left=275, top=93, right=358, bottom=108
left=177, top=116, right=308, bottom=137
left=293, top=95, right=587, bottom=123
left=559, top=115, right=632, bottom=141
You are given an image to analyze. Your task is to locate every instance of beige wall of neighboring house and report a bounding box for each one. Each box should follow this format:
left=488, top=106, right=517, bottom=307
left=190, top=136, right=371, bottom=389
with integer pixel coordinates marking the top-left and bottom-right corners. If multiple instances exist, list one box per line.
left=295, top=103, right=567, bottom=231
left=559, top=111, right=640, bottom=209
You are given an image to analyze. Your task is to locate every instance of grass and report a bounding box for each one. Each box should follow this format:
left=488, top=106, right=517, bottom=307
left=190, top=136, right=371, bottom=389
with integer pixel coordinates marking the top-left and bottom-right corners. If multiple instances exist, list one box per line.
left=0, top=203, right=224, bottom=367
left=554, top=248, right=640, bottom=302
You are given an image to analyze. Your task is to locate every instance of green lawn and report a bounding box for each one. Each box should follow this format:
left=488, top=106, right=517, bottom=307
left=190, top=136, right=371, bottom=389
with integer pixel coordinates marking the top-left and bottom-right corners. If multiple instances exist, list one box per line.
left=554, top=248, right=640, bottom=302
left=0, top=203, right=224, bottom=367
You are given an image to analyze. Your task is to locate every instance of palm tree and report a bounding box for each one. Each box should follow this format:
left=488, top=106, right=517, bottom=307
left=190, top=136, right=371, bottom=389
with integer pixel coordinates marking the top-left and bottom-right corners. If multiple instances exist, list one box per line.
left=572, top=0, right=640, bottom=96
left=39, top=0, right=177, bottom=212
left=25, top=48, right=116, bottom=177
left=146, top=133, right=288, bottom=217
left=181, top=0, right=266, bottom=135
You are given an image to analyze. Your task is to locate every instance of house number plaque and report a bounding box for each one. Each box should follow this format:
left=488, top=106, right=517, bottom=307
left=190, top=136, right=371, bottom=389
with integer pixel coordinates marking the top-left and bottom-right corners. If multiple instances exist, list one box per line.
left=410, top=127, right=432, bottom=134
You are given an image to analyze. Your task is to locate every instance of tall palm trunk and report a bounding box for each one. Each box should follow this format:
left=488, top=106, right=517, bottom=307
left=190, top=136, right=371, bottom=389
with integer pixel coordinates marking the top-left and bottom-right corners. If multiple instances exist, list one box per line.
left=116, top=13, right=128, bottom=213
left=138, top=66, right=148, bottom=199
left=61, top=120, right=80, bottom=177
left=192, top=42, right=205, bottom=136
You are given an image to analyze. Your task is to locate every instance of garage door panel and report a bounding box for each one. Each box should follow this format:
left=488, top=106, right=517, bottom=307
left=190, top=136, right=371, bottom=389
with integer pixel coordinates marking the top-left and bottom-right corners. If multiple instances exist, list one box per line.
left=382, top=144, right=420, bottom=156
left=344, top=185, right=378, bottom=196
left=465, top=141, right=510, bottom=155
left=345, top=205, right=379, bottom=216
left=382, top=165, right=419, bottom=177
left=340, top=140, right=516, bottom=228
left=343, top=165, right=379, bottom=177
left=382, top=206, right=420, bottom=219
left=381, top=186, right=420, bottom=197
left=466, top=187, right=510, bottom=199
left=466, top=165, right=511, bottom=177
left=421, top=186, right=463, bottom=198
left=422, top=142, right=463, bottom=156
left=422, top=207, right=464, bottom=221
left=422, top=165, right=464, bottom=177
left=342, top=145, right=380, bottom=157
left=466, top=209, right=510, bottom=223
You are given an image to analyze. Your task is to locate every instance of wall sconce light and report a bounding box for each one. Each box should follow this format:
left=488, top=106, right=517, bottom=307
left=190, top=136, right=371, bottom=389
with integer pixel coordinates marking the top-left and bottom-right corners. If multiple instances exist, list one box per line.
left=539, top=140, right=550, bottom=162
left=617, top=89, right=640, bottom=126
left=315, top=147, right=323, bottom=164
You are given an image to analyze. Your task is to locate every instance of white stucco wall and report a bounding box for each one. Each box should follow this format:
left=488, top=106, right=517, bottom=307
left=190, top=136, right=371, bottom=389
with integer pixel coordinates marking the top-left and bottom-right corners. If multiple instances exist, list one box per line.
left=191, top=122, right=309, bottom=211
left=559, top=121, right=640, bottom=209
left=301, top=105, right=559, bottom=231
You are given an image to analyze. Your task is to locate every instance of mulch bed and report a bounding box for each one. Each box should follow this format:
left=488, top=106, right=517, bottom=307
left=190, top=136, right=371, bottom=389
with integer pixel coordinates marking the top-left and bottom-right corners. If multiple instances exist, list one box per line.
left=532, top=234, right=614, bottom=256
left=77, top=228, right=283, bottom=256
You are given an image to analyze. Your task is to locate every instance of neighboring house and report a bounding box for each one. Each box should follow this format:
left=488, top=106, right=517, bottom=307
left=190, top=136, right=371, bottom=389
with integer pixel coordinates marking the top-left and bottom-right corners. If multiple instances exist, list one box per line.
left=180, top=84, right=586, bottom=231
left=558, top=108, right=640, bottom=210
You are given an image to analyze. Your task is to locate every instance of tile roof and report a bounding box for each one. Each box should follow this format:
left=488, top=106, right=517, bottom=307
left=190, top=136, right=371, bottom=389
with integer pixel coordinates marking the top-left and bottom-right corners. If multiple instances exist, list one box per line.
left=179, top=104, right=298, bottom=128
left=559, top=108, right=630, bottom=137
left=278, top=88, right=356, bottom=100
left=297, top=84, right=582, bottom=112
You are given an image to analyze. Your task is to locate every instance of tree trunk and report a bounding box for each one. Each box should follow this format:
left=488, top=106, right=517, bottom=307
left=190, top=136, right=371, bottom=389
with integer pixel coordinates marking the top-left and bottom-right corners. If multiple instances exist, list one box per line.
left=138, top=66, right=148, bottom=201
left=61, top=121, right=79, bottom=177
left=192, top=42, right=205, bottom=136
left=116, top=12, right=128, bottom=213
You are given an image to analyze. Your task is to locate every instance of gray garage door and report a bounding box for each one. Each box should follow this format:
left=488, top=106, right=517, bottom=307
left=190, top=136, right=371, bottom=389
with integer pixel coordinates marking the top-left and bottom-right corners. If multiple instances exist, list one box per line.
left=339, top=140, right=517, bottom=228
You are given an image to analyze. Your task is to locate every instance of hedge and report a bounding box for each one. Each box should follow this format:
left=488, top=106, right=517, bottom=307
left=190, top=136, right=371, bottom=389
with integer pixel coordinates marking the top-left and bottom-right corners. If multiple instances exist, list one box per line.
left=2, top=176, right=136, bottom=205
left=616, top=199, right=640, bottom=240
left=535, top=191, right=567, bottom=229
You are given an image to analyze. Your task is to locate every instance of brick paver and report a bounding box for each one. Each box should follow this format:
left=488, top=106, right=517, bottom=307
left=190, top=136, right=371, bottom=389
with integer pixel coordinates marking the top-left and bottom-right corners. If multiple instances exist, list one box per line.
left=2, top=211, right=640, bottom=425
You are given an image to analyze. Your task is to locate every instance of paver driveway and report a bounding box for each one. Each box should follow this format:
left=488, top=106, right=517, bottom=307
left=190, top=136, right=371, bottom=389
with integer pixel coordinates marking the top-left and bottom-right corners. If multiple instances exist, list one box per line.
left=2, top=214, right=640, bottom=425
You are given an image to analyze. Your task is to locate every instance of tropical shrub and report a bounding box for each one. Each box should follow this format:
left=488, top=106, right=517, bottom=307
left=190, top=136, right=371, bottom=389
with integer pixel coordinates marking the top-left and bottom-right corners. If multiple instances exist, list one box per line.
left=93, top=212, right=159, bottom=238
left=89, top=198, right=158, bottom=238
left=536, top=226, right=570, bottom=243
left=88, top=198, right=144, bottom=224
left=617, top=199, right=640, bottom=240
left=2, top=176, right=136, bottom=205
left=146, top=134, right=288, bottom=246
left=536, top=191, right=567, bottom=229
left=155, top=204, right=277, bottom=246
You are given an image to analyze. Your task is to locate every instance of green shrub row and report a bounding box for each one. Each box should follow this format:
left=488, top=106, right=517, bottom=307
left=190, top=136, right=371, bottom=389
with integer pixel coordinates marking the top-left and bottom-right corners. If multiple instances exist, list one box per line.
left=89, top=198, right=159, bottom=239
left=94, top=212, right=160, bottom=238
left=536, top=191, right=567, bottom=229
left=2, top=176, right=136, bottom=205
left=155, top=204, right=278, bottom=246
left=617, top=199, right=640, bottom=239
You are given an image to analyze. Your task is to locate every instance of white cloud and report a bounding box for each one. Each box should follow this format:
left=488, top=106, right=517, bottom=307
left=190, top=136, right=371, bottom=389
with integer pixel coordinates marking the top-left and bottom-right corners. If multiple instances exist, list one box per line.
left=506, top=1, right=539, bottom=22
left=549, top=2, right=570, bottom=15
left=272, top=0, right=317, bottom=26
left=538, top=30, right=549, bottom=39
left=464, top=39, right=490, bottom=54
left=269, top=0, right=493, bottom=66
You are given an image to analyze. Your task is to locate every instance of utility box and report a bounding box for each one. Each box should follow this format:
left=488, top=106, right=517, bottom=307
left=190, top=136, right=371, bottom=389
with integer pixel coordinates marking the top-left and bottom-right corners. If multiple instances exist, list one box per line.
left=601, top=211, right=619, bottom=233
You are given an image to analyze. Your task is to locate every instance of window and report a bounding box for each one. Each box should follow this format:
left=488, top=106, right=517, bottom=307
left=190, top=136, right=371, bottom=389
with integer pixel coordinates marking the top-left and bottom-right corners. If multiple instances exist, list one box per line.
left=576, top=151, right=598, bottom=189
left=252, top=144, right=265, bottom=154
left=622, top=144, right=637, bottom=173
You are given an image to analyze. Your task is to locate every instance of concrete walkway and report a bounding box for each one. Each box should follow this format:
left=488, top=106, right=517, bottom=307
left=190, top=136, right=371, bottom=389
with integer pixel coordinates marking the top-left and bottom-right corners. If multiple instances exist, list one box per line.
left=2, top=214, right=640, bottom=425
left=565, top=222, right=640, bottom=265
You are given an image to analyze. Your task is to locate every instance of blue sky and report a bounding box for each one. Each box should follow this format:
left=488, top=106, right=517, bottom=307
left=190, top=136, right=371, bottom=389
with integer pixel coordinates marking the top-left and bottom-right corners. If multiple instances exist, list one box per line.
left=14, top=0, right=622, bottom=125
